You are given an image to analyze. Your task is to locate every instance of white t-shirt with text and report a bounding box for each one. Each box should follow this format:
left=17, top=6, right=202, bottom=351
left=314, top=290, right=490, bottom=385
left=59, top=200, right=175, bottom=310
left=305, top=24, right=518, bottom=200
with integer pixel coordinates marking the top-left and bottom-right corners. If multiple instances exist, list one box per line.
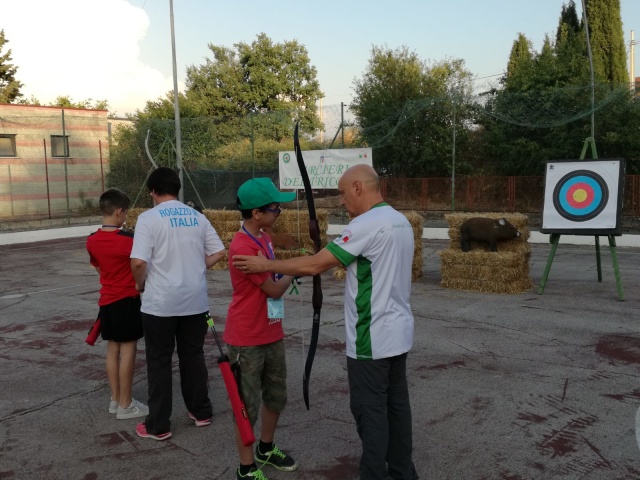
left=131, top=200, right=225, bottom=316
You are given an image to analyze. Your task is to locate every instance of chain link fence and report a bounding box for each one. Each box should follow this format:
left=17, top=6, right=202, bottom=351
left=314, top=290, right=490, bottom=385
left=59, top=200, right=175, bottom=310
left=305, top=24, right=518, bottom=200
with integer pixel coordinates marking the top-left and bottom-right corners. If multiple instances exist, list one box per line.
left=2, top=84, right=640, bottom=223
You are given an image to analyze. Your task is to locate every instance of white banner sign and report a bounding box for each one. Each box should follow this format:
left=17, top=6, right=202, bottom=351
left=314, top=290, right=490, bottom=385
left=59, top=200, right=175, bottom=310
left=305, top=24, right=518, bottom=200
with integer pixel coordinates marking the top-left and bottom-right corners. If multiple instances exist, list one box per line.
left=278, top=148, right=373, bottom=190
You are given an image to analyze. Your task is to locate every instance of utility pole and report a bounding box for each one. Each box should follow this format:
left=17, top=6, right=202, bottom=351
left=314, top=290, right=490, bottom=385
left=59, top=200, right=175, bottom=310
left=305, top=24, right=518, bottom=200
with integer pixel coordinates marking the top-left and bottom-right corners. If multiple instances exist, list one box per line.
left=318, top=98, right=323, bottom=143
left=631, top=30, right=639, bottom=92
left=169, top=0, right=184, bottom=202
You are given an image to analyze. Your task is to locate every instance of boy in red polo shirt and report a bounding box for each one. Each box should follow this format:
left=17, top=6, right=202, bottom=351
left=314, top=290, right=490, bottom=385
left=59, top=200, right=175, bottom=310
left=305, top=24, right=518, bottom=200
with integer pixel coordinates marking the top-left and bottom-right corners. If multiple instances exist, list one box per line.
left=224, top=178, right=298, bottom=480
left=86, top=188, right=148, bottom=420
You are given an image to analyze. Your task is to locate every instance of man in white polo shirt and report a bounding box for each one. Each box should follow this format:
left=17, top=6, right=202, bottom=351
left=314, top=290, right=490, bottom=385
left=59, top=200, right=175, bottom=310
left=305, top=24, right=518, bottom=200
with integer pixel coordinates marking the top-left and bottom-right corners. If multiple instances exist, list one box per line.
left=233, top=164, right=418, bottom=480
left=130, top=167, right=226, bottom=441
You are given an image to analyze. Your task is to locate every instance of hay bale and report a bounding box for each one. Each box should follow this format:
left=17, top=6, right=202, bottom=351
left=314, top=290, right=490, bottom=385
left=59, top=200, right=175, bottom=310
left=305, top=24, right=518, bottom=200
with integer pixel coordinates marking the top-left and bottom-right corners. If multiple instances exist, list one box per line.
left=124, top=208, right=147, bottom=229
left=438, top=221, right=533, bottom=294
left=332, top=210, right=423, bottom=282
left=332, top=266, right=347, bottom=280
left=124, top=207, right=329, bottom=271
left=269, top=209, right=330, bottom=250
left=203, top=209, right=242, bottom=230
left=439, top=249, right=530, bottom=268
left=444, top=212, right=530, bottom=252
left=440, top=277, right=533, bottom=294
left=208, top=208, right=329, bottom=270
left=274, top=248, right=313, bottom=261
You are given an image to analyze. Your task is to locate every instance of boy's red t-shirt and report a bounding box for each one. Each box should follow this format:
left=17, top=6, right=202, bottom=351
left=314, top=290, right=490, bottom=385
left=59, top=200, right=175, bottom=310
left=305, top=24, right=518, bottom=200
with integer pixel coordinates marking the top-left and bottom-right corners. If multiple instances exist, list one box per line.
left=223, top=231, right=285, bottom=347
left=86, top=229, right=139, bottom=306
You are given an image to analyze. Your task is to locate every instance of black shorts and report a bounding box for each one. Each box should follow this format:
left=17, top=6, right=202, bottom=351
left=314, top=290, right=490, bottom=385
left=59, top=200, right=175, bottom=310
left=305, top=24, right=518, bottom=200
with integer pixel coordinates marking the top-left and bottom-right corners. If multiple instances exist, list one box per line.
left=99, top=296, right=143, bottom=342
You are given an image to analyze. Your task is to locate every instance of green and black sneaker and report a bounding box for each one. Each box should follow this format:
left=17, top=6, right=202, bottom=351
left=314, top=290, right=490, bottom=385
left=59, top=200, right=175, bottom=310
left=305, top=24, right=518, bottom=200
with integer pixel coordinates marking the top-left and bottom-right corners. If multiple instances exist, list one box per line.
left=236, top=466, right=270, bottom=480
left=254, top=443, right=298, bottom=472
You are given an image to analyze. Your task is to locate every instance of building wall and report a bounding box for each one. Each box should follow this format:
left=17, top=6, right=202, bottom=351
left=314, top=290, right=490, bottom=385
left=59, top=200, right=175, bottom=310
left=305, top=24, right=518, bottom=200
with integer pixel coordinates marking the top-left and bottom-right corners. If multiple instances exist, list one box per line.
left=0, top=104, right=109, bottom=218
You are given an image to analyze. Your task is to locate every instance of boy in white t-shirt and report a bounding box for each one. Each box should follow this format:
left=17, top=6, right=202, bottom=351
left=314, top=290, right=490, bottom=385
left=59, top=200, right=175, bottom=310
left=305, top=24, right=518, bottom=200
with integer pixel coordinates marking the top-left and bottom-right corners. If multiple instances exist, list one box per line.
left=130, top=167, right=226, bottom=441
left=233, top=165, right=419, bottom=480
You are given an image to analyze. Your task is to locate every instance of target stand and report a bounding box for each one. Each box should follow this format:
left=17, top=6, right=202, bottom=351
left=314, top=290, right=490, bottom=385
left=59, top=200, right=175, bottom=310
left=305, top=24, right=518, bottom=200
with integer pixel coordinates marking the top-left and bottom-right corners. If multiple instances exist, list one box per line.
left=537, top=139, right=625, bottom=300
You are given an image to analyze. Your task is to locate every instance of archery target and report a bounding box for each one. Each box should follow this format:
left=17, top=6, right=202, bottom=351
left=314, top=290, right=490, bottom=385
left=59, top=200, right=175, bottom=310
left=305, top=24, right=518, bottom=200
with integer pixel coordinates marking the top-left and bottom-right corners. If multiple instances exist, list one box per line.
left=542, top=160, right=624, bottom=234
left=552, top=170, right=608, bottom=222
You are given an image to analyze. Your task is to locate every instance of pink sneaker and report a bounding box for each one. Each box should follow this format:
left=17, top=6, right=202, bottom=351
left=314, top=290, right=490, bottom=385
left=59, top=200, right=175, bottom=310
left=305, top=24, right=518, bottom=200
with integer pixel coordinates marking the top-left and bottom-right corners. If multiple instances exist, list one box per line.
left=135, top=422, right=172, bottom=441
left=188, top=412, right=212, bottom=427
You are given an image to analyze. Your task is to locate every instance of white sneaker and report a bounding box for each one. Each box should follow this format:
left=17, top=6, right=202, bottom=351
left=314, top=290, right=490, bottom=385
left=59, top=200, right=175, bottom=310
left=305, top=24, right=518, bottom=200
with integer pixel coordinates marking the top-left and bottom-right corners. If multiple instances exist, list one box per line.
left=109, top=399, right=118, bottom=414
left=116, top=399, right=149, bottom=420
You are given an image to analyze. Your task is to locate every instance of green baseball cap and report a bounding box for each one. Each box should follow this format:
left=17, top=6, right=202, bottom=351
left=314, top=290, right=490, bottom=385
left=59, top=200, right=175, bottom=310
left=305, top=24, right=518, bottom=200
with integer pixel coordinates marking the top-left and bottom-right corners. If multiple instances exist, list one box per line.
left=236, top=177, right=296, bottom=210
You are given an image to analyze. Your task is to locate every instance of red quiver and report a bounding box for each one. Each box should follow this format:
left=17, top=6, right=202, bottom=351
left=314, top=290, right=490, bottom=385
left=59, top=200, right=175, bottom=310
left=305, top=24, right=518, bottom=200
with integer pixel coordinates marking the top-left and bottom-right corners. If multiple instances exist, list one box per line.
left=85, top=318, right=101, bottom=346
left=218, top=356, right=255, bottom=447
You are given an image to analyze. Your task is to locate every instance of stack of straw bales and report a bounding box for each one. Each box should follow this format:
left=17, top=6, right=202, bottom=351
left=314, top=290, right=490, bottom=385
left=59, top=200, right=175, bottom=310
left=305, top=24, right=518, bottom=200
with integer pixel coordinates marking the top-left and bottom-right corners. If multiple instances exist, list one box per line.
left=332, top=210, right=424, bottom=282
left=440, top=212, right=532, bottom=294
left=124, top=208, right=146, bottom=231
left=125, top=208, right=329, bottom=270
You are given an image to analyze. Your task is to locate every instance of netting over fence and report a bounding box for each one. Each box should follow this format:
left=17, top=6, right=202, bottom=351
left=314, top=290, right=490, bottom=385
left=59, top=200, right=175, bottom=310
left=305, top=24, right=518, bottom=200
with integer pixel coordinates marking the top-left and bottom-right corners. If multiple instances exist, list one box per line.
left=2, top=82, right=640, bottom=222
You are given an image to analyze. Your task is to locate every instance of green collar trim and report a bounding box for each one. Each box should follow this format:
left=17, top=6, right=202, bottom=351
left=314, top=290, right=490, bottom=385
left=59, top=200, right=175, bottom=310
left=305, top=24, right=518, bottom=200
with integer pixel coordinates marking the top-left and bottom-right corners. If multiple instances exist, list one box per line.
left=371, top=202, right=388, bottom=209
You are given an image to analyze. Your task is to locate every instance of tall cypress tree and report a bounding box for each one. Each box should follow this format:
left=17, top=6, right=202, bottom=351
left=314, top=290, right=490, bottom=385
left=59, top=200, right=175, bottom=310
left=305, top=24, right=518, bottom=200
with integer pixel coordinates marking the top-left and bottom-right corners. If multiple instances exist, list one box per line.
left=503, top=33, right=534, bottom=91
left=584, top=0, right=627, bottom=83
left=556, top=0, right=582, bottom=44
left=555, top=1, right=590, bottom=85
left=0, top=30, right=22, bottom=103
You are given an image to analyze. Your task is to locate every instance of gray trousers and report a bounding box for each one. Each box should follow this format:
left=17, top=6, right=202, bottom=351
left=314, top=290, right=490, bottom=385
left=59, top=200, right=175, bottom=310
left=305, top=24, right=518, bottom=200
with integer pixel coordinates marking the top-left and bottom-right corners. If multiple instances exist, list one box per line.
left=347, top=353, right=419, bottom=480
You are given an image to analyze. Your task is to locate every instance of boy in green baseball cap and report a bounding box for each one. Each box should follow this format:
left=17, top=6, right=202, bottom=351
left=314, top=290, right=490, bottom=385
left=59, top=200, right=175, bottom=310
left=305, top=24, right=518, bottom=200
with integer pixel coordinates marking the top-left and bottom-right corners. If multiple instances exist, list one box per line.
left=235, top=177, right=297, bottom=210
left=225, top=178, right=298, bottom=480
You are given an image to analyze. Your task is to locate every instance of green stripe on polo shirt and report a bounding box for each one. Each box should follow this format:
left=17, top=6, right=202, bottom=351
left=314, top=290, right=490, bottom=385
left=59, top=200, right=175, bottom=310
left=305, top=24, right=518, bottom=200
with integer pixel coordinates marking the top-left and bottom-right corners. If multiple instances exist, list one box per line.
left=326, top=242, right=356, bottom=266
left=355, top=255, right=373, bottom=359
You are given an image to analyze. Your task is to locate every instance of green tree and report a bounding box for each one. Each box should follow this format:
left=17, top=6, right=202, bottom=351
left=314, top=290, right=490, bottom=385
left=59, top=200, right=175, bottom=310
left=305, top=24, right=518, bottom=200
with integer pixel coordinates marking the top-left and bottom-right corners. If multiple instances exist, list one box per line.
left=48, top=96, right=109, bottom=110
left=503, top=33, right=534, bottom=91
left=478, top=0, right=639, bottom=175
left=184, top=33, right=322, bottom=140
left=351, top=45, right=474, bottom=177
left=555, top=1, right=590, bottom=84
left=0, top=30, right=23, bottom=103
left=112, top=33, right=323, bottom=180
left=584, top=0, right=627, bottom=84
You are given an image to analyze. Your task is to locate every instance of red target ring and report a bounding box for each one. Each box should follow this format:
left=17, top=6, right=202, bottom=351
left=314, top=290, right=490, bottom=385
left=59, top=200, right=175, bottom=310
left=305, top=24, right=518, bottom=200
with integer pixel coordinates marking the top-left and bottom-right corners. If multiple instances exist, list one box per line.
left=565, top=182, right=594, bottom=209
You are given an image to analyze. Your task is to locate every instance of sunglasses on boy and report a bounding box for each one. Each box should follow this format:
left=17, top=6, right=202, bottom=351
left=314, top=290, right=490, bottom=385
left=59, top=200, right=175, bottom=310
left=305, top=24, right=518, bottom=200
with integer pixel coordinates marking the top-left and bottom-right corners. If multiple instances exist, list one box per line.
left=263, top=206, right=282, bottom=215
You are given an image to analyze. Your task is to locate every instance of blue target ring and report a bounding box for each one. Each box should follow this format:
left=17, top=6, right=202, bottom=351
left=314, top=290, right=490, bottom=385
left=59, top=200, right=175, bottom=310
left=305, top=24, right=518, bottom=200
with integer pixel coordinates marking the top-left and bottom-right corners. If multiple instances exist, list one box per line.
left=552, top=170, right=608, bottom=222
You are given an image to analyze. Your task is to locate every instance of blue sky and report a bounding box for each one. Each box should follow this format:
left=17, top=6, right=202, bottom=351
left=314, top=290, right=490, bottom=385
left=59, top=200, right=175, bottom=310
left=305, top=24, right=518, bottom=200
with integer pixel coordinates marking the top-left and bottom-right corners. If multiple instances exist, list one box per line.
left=135, top=0, right=640, bottom=107
left=4, top=0, right=640, bottom=114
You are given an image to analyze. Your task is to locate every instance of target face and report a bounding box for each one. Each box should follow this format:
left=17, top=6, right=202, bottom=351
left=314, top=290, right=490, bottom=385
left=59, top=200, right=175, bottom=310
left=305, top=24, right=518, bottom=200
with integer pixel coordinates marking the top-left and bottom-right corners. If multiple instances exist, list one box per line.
left=542, top=160, right=624, bottom=235
left=552, top=170, right=608, bottom=222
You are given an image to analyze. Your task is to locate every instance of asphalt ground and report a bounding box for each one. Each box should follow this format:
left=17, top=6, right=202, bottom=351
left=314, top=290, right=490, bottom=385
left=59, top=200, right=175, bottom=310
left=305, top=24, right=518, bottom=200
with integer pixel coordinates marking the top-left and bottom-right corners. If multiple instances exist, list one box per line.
left=1, top=236, right=640, bottom=480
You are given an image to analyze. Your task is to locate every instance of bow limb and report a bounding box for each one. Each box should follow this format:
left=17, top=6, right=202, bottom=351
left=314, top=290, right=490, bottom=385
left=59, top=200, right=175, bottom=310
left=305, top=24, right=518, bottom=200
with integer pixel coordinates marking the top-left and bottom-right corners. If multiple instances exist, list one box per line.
left=294, top=123, right=323, bottom=410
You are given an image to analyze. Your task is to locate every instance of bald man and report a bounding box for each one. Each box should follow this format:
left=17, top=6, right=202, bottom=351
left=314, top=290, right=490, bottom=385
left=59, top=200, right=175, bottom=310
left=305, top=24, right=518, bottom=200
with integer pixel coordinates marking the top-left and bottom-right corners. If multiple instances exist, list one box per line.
left=233, top=164, right=418, bottom=480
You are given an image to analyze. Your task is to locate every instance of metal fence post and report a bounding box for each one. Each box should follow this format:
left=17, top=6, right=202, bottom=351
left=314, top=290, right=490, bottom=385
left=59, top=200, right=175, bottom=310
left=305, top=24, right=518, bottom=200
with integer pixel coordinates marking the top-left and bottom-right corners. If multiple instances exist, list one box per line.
left=99, top=140, right=105, bottom=192
left=43, top=139, right=51, bottom=219
left=251, top=113, right=255, bottom=177
left=62, top=109, right=71, bottom=224
left=341, top=102, right=345, bottom=147
left=8, top=165, right=14, bottom=216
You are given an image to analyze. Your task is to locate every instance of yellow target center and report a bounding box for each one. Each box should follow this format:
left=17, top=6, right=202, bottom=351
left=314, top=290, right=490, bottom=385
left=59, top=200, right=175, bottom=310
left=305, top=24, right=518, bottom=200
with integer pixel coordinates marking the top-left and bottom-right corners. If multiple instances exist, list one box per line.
left=573, top=189, right=588, bottom=203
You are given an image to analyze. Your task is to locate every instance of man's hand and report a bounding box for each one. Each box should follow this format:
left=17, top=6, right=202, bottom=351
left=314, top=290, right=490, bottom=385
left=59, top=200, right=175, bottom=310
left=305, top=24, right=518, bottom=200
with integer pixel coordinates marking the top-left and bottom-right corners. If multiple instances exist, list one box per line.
left=232, top=250, right=270, bottom=274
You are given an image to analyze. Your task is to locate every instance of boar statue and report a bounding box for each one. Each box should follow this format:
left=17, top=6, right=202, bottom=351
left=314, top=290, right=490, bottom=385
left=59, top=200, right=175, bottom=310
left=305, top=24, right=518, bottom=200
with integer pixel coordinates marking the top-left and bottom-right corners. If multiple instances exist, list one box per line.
left=263, top=227, right=299, bottom=250
left=460, top=217, right=521, bottom=252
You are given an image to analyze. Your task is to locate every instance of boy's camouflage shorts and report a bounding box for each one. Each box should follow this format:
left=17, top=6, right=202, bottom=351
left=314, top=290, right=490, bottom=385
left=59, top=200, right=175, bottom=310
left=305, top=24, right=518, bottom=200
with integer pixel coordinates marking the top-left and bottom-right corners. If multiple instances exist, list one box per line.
left=227, top=339, right=287, bottom=426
